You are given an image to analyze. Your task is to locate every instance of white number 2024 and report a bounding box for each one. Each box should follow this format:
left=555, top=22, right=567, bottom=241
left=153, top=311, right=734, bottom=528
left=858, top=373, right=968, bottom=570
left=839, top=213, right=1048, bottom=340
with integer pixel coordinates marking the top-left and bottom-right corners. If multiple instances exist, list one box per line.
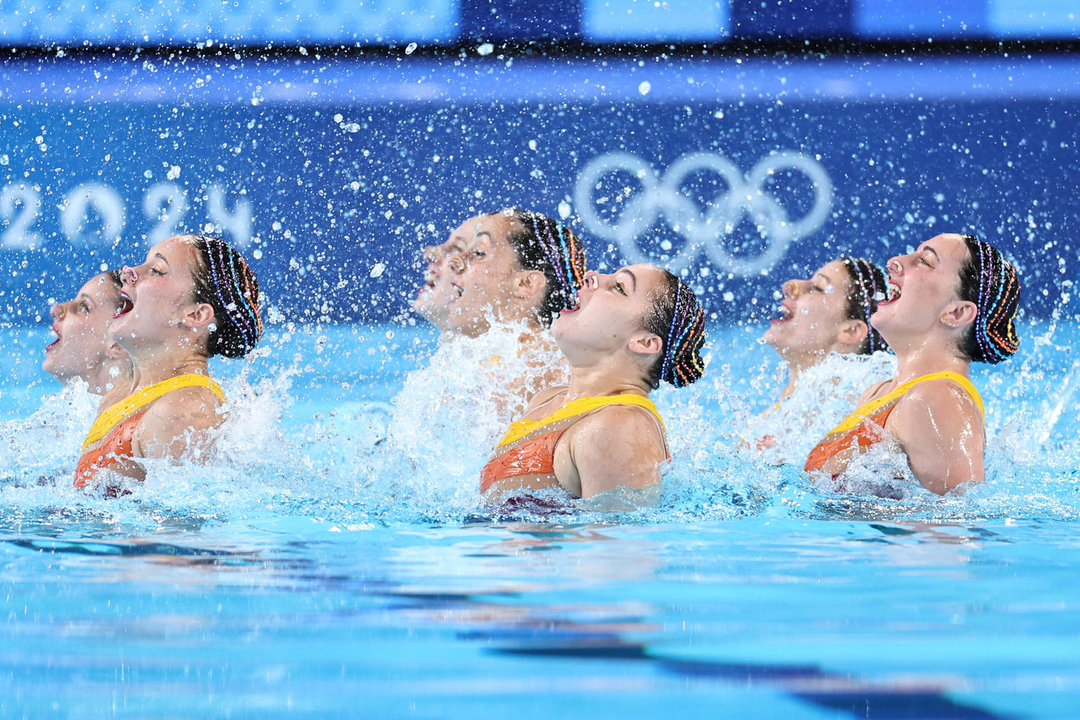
left=0, top=182, right=251, bottom=250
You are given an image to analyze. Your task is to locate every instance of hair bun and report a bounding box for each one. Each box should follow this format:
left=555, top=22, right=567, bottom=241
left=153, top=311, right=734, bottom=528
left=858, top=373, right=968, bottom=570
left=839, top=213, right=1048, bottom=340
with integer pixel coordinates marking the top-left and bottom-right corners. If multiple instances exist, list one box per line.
left=960, top=235, right=1021, bottom=365
left=191, top=235, right=264, bottom=359
left=659, top=275, right=707, bottom=388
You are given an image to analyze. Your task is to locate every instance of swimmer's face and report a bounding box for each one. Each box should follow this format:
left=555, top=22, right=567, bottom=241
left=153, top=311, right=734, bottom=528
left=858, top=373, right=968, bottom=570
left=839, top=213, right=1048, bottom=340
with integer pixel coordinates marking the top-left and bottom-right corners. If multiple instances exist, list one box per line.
left=762, top=260, right=857, bottom=359
left=413, top=224, right=468, bottom=331
left=552, top=264, right=667, bottom=358
left=444, top=213, right=523, bottom=337
left=873, top=234, right=973, bottom=339
left=43, top=272, right=127, bottom=384
left=109, top=235, right=207, bottom=352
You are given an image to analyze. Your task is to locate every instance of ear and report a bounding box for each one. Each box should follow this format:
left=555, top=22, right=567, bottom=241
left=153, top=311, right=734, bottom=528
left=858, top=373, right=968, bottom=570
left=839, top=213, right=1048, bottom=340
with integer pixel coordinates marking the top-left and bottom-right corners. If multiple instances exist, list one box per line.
left=512, top=269, right=548, bottom=302
left=628, top=331, right=663, bottom=358
left=836, top=319, right=869, bottom=350
left=942, top=300, right=978, bottom=330
left=181, top=302, right=216, bottom=331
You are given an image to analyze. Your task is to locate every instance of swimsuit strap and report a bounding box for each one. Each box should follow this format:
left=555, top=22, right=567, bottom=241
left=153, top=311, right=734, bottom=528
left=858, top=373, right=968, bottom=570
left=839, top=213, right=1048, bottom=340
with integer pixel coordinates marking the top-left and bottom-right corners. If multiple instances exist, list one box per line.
left=826, top=371, right=983, bottom=437
left=81, top=373, right=225, bottom=451
left=497, top=394, right=665, bottom=448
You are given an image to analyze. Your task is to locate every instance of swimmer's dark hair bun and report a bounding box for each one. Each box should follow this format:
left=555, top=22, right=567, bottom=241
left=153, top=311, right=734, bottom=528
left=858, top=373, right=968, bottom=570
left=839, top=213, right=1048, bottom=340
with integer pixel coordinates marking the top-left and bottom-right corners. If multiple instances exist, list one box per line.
left=504, top=209, right=588, bottom=327
left=958, top=235, right=1021, bottom=364
left=645, top=271, right=707, bottom=388
left=840, top=256, right=889, bottom=355
left=190, top=235, right=264, bottom=359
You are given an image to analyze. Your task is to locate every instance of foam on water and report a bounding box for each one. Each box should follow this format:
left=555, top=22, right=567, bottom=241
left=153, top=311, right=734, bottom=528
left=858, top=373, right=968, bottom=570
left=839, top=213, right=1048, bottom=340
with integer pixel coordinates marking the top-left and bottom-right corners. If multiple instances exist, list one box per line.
left=1, top=319, right=1079, bottom=531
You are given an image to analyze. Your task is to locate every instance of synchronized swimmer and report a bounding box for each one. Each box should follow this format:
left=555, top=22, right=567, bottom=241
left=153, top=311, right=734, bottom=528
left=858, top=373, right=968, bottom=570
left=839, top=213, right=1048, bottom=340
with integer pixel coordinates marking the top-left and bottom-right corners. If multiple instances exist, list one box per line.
left=43, top=212, right=1021, bottom=502
left=71, top=234, right=263, bottom=494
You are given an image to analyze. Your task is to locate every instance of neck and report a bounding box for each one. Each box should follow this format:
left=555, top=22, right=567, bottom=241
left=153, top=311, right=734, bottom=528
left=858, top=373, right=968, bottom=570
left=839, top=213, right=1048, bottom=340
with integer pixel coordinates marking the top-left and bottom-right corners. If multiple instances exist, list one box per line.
left=84, top=358, right=132, bottom=398
left=889, top=336, right=969, bottom=382
left=461, top=313, right=544, bottom=340
left=565, top=356, right=652, bottom=399
left=127, top=346, right=211, bottom=391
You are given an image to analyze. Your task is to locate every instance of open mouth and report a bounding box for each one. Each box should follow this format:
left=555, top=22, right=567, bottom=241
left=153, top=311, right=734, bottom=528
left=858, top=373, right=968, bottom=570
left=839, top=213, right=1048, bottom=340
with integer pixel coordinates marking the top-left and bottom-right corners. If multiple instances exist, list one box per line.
left=45, top=326, right=60, bottom=351
left=879, top=281, right=902, bottom=305
left=772, top=303, right=793, bottom=323
left=419, top=267, right=439, bottom=293
left=114, top=291, right=134, bottom=319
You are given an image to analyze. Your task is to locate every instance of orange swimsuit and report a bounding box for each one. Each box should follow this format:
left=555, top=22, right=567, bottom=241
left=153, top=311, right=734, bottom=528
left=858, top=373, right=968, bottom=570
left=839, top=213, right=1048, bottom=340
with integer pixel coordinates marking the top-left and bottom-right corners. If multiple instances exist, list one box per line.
left=74, top=374, right=225, bottom=489
left=75, top=409, right=149, bottom=489
left=804, top=371, right=984, bottom=476
left=481, top=394, right=667, bottom=496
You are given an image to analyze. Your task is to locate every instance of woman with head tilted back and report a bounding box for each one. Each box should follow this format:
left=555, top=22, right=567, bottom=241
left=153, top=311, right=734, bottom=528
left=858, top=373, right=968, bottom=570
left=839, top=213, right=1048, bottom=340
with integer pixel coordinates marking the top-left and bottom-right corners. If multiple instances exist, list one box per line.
left=392, top=210, right=587, bottom=463
left=43, top=269, right=133, bottom=409
left=75, top=234, right=262, bottom=488
left=763, top=257, right=890, bottom=399
left=481, top=265, right=707, bottom=500
left=750, top=258, right=894, bottom=463
left=804, top=233, right=1021, bottom=494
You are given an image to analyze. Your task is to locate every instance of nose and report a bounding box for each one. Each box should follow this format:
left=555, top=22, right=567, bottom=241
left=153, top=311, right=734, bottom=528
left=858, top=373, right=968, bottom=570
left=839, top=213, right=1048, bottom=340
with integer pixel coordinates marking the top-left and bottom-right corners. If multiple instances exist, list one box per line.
left=121, top=265, right=138, bottom=286
left=50, top=302, right=65, bottom=321
left=422, top=245, right=440, bottom=264
left=886, top=256, right=904, bottom=276
left=782, top=278, right=805, bottom=298
left=447, top=254, right=467, bottom=275
left=582, top=271, right=600, bottom=288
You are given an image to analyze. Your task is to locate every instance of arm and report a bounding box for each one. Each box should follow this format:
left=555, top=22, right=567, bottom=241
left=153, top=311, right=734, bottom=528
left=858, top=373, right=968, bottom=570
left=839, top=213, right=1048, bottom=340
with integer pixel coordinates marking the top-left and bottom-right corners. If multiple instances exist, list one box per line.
left=132, top=387, right=224, bottom=462
left=566, top=406, right=668, bottom=499
left=887, top=381, right=985, bottom=494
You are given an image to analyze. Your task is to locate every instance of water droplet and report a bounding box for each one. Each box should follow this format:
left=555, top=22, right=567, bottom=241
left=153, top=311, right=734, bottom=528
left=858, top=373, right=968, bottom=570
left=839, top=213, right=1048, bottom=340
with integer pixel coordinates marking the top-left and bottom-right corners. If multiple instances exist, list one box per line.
left=638, top=81, right=651, bottom=96
left=477, top=43, right=494, bottom=56
left=405, top=43, right=417, bottom=55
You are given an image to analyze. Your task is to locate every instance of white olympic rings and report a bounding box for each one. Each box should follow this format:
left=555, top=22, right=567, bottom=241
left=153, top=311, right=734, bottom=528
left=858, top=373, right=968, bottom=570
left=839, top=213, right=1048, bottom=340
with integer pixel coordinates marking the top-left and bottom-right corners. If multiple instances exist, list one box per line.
left=573, top=151, right=834, bottom=276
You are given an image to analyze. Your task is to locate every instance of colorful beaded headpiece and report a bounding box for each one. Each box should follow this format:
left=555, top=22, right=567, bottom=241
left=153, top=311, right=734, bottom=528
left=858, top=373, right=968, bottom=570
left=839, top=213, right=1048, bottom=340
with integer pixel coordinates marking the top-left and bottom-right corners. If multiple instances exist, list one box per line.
left=960, top=235, right=1021, bottom=364
left=505, top=209, right=588, bottom=323
left=192, top=235, right=264, bottom=358
left=657, top=275, right=707, bottom=388
left=840, top=256, right=889, bottom=354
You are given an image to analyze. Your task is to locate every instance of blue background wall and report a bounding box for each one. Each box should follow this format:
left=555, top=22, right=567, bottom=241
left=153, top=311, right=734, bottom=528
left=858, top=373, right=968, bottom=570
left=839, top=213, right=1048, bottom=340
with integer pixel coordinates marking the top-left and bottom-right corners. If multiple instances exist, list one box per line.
left=0, top=54, right=1076, bottom=325
left=1, top=0, right=1076, bottom=44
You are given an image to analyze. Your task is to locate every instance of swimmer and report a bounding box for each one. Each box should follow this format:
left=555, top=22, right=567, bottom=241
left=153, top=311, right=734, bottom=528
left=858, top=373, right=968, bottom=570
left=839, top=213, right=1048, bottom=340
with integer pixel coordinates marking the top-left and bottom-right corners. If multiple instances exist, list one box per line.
left=43, top=269, right=133, bottom=408
left=749, top=258, right=893, bottom=462
left=762, top=257, right=889, bottom=400
left=481, top=265, right=707, bottom=500
left=76, top=234, right=263, bottom=488
left=412, top=233, right=466, bottom=334
left=392, top=210, right=588, bottom=457
left=442, top=210, right=584, bottom=339
left=804, top=233, right=1021, bottom=494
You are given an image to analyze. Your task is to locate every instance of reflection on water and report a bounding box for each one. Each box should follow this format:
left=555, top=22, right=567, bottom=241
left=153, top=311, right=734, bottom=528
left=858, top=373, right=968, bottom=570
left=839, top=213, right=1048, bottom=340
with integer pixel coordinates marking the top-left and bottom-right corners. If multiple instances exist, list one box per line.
left=0, top=519, right=1072, bottom=718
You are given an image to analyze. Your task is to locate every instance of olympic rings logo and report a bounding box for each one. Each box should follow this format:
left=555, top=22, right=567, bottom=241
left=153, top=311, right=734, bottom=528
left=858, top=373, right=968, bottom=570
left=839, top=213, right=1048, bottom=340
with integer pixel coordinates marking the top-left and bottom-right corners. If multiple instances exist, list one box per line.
left=573, top=151, right=833, bottom=276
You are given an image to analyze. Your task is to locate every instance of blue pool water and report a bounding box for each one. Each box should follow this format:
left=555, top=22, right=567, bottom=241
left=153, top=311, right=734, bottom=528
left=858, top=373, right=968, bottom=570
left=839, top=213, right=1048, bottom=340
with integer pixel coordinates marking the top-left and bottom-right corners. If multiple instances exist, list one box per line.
left=1, top=321, right=1078, bottom=719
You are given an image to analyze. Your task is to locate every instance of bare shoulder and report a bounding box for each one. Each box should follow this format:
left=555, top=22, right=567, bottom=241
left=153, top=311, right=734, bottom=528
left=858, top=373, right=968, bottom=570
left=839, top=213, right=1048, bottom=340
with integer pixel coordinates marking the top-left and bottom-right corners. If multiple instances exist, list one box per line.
left=565, top=403, right=667, bottom=497
left=898, top=378, right=980, bottom=419
left=889, top=378, right=983, bottom=440
left=137, top=387, right=224, bottom=456
left=571, top=404, right=665, bottom=453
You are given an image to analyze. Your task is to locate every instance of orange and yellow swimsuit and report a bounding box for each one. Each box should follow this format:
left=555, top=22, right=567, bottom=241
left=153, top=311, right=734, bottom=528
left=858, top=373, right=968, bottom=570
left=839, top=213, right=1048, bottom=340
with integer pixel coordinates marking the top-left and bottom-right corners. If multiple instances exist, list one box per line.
left=480, top=394, right=667, bottom=496
left=75, top=374, right=225, bottom=488
left=804, top=371, right=983, bottom=476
